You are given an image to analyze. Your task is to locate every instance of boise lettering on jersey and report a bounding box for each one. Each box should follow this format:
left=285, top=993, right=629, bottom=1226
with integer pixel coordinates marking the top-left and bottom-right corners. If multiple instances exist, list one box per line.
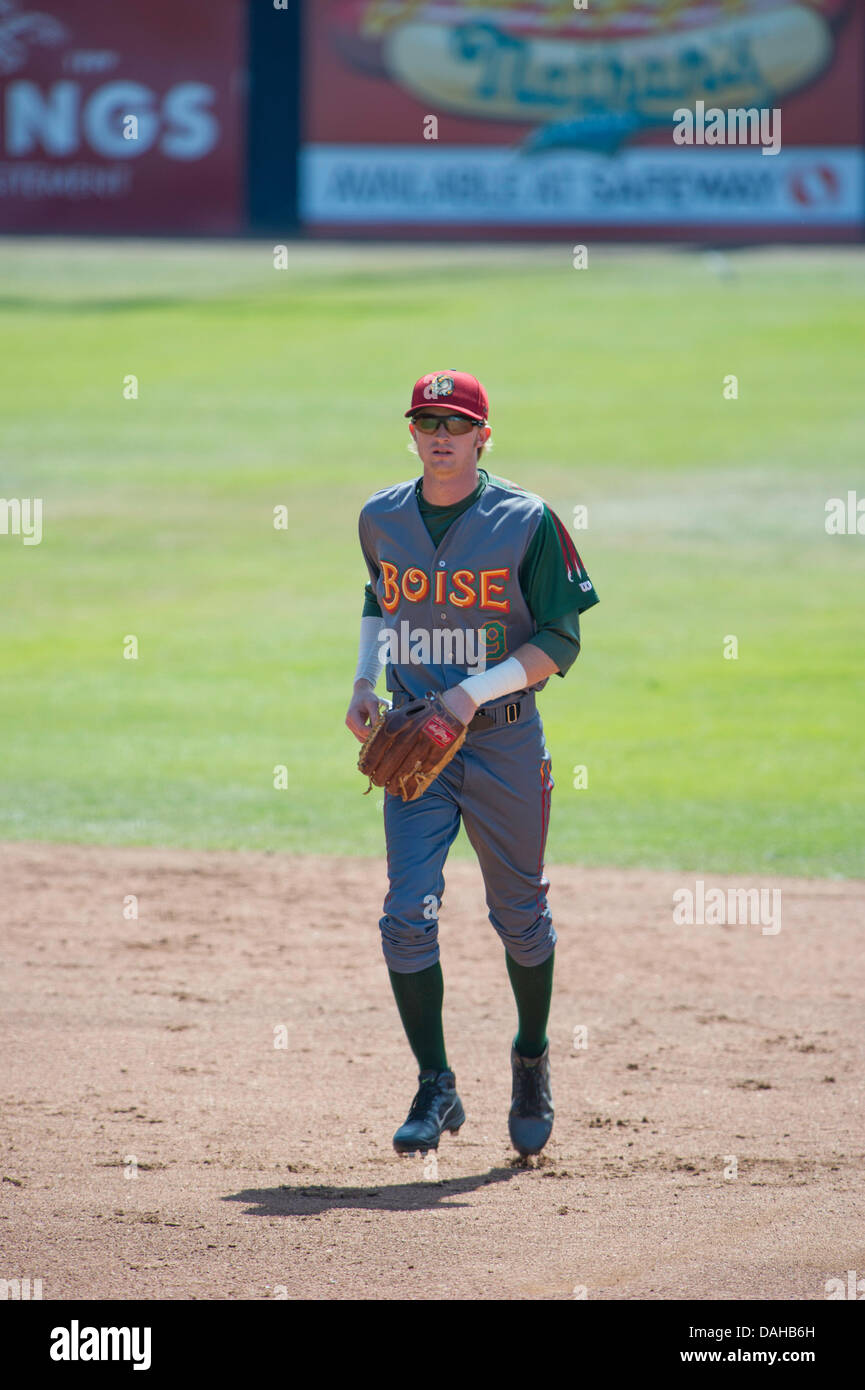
left=380, top=561, right=511, bottom=612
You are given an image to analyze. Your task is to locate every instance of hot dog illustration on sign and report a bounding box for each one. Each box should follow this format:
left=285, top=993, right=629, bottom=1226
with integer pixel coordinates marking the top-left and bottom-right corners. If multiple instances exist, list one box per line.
left=330, top=1, right=849, bottom=153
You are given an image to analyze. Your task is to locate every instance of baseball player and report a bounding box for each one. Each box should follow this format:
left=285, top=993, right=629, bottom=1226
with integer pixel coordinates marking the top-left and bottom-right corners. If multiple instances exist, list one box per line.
left=345, top=370, right=599, bottom=1159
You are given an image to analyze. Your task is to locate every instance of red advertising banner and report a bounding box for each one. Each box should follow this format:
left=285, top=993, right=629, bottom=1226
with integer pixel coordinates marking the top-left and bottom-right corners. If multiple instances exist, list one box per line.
left=301, top=1, right=865, bottom=240
left=0, top=0, right=246, bottom=234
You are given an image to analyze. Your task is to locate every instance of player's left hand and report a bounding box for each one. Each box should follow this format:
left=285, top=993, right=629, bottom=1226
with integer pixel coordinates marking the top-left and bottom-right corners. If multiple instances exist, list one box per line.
left=438, top=685, right=478, bottom=727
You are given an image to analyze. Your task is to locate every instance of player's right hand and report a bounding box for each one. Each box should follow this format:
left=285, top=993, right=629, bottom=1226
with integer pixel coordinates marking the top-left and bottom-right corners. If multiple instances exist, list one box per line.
left=345, top=682, right=390, bottom=743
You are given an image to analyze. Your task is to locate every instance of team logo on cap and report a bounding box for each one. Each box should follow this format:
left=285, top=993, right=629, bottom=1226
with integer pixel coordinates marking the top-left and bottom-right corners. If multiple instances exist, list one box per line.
left=423, top=373, right=454, bottom=400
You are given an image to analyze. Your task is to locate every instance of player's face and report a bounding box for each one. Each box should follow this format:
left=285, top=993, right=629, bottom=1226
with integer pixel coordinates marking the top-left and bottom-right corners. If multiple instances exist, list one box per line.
left=409, top=407, right=490, bottom=476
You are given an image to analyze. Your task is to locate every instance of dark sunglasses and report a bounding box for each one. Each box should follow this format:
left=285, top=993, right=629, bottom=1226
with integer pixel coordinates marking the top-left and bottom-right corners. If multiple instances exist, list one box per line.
left=411, top=412, right=483, bottom=436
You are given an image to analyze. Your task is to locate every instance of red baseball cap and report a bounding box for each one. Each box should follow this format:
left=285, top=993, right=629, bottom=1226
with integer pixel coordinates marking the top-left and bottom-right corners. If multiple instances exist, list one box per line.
left=406, top=370, right=489, bottom=422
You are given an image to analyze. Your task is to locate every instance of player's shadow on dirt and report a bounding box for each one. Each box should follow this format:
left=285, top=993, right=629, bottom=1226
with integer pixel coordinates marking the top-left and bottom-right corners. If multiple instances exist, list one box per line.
left=225, top=1167, right=521, bottom=1216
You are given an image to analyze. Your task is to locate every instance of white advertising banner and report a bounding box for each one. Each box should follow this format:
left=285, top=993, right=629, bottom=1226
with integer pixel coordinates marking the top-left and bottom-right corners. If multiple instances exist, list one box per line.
left=301, top=145, right=864, bottom=228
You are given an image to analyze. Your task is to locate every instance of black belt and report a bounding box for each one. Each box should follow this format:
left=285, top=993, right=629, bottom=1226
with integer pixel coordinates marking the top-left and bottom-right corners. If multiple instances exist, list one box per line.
left=468, top=702, right=521, bottom=732
left=389, top=690, right=526, bottom=732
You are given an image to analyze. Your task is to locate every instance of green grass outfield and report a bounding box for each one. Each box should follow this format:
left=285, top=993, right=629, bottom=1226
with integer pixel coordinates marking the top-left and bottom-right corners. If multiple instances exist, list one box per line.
left=1, top=240, right=863, bottom=877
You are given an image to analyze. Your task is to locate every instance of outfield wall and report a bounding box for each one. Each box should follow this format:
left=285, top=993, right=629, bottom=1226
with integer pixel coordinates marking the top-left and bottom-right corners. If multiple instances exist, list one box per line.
left=300, top=0, right=865, bottom=243
left=0, top=0, right=861, bottom=242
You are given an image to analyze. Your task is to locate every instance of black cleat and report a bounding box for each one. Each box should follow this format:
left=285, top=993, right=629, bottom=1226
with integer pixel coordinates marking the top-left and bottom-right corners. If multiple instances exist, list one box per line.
left=508, top=1041, right=554, bottom=1156
left=393, top=1068, right=465, bottom=1157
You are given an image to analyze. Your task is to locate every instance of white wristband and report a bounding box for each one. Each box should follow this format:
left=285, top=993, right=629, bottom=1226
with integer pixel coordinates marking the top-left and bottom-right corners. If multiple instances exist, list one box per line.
left=354, top=616, right=385, bottom=688
left=458, top=656, right=528, bottom=708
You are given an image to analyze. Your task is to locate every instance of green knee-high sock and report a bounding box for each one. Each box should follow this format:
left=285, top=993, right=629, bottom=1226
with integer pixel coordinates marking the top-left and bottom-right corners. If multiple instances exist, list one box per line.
left=388, top=962, right=449, bottom=1074
left=506, top=949, right=554, bottom=1059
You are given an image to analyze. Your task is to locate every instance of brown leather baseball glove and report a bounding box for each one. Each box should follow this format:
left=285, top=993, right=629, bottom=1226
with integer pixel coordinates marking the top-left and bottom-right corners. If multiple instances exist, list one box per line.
left=357, top=695, right=468, bottom=803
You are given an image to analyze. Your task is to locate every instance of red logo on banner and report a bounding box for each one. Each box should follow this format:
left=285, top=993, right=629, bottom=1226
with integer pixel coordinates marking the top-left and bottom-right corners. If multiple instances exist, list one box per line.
left=789, top=164, right=841, bottom=206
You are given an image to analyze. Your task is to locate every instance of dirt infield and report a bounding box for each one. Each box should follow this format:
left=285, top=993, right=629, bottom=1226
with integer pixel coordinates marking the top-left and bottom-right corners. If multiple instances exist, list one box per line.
left=2, top=841, right=863, bottom=1302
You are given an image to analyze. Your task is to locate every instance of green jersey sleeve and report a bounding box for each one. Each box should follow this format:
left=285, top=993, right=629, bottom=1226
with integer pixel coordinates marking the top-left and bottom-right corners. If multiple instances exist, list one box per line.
left=363, top=581, right=382, bottom=618
left=529, top=611, right=582, bottom=675
left=519, top=504, right=599, bottom=676
left=359, top=512, right=383, bottom=617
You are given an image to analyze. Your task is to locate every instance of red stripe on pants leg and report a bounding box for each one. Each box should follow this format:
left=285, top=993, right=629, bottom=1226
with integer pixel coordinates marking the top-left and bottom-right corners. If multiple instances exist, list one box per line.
left=536, top=760, right=550, bottom=917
